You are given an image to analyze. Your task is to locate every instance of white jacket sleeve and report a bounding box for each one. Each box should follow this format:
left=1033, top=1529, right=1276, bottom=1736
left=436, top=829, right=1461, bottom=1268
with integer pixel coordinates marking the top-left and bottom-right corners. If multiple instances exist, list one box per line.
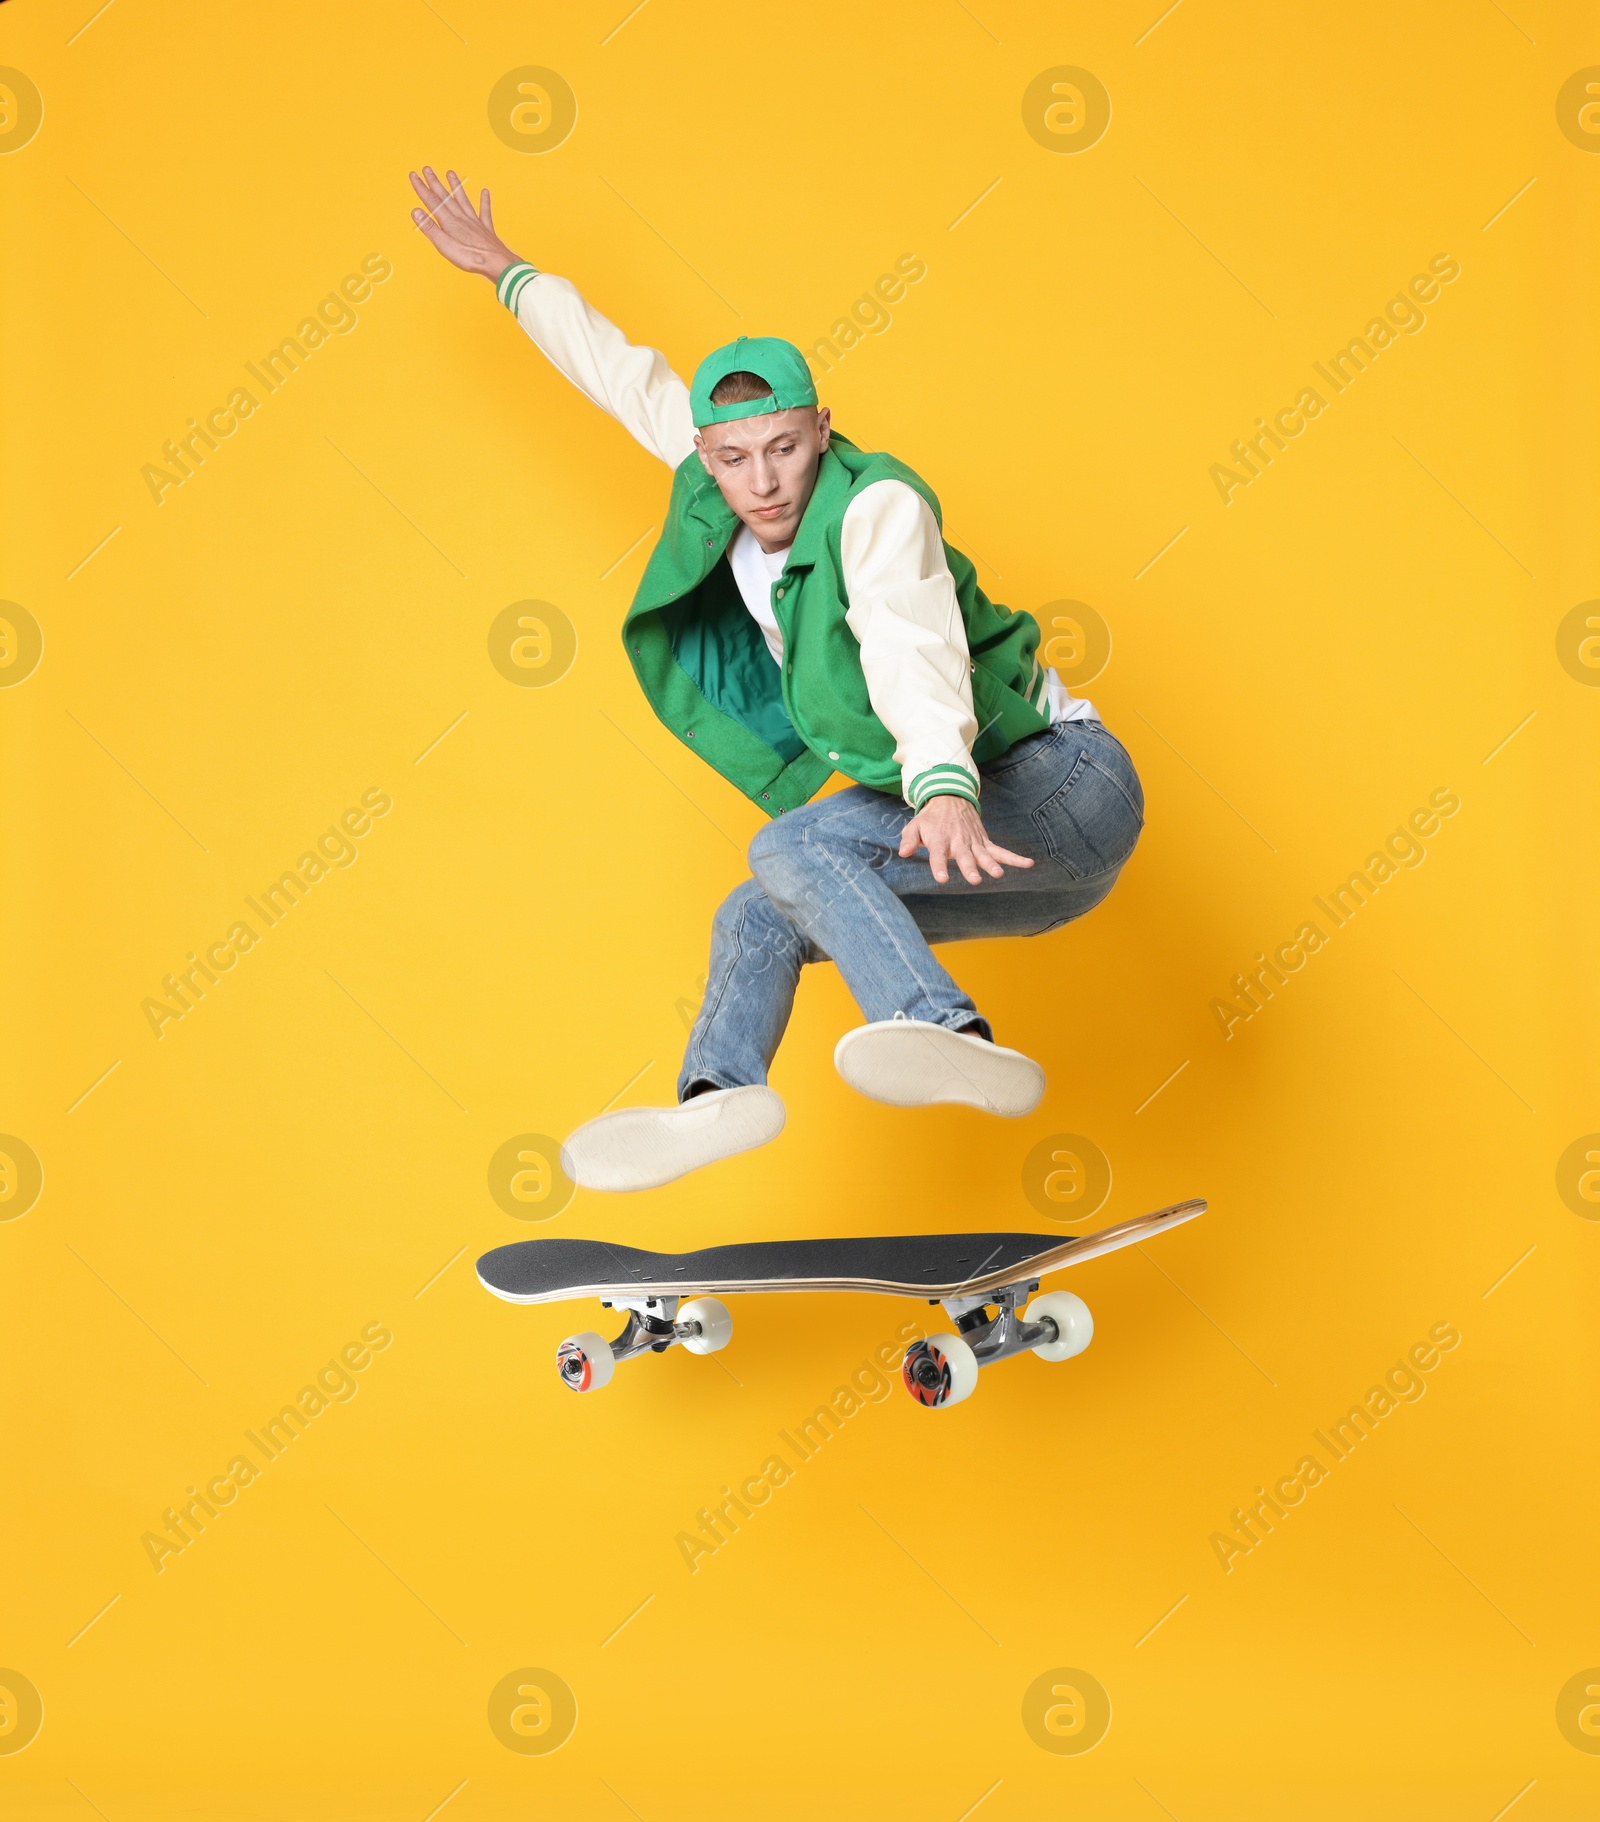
left=839, top=478, right=981, bottom=809
left=495, top=263, right=697, bottom=469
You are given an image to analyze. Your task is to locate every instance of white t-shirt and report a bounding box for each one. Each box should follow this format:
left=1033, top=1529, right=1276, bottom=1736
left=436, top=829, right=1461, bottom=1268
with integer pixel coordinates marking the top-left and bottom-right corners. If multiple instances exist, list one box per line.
left=725, top=522, right=1095, bottom=725
left=727, top=524, right=791, bottom=665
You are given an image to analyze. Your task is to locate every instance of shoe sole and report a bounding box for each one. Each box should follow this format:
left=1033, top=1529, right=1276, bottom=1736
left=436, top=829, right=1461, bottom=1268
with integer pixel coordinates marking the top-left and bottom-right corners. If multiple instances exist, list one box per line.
left=559, top=1088, right=786, bottom=1192
left=834, top=1022, right=1044, bottom=1117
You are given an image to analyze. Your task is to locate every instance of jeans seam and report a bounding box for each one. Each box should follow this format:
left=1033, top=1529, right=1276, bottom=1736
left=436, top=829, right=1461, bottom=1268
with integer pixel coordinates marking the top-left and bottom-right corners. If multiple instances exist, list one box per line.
left=1085, top=754, right=1146, bottom=825
left=795, top=821, right=962, bottom=1016
left=684, top=889, right=763, bottom=1088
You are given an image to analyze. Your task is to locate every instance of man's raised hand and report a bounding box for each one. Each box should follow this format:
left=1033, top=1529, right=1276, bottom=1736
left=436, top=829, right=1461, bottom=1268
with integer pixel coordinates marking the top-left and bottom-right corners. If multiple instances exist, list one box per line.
left=899, top=795, right=1035, bottom=887
left=408, top=167, right=522, bottom=281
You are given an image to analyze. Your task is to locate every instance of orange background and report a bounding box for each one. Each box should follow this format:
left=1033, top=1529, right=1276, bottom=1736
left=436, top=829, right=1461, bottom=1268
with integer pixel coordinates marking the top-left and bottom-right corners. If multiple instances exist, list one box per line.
left=1, top=0, right=1597, bottom=1814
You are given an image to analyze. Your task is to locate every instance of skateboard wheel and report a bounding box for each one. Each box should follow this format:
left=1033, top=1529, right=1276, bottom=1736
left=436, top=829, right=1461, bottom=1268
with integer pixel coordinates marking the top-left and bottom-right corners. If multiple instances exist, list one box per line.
left=556, top=1331, right=615, bottom=1392
left=902, top=1333, right=978, bottom=1408
left=680, top=1296, right=732, bottom=1355
left=1025, top=1291, right=1093, bottom=1362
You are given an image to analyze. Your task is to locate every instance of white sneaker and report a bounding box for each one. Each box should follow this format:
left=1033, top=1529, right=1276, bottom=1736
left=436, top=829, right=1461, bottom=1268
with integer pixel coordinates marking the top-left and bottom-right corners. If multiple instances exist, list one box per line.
left=833, top=1018, right=1045, bottom=1116
left=559, top=1085, right=785, bottom=1192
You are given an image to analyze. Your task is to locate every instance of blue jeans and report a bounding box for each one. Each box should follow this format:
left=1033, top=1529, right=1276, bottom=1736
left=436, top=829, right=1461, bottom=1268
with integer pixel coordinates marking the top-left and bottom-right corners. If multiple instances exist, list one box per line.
left=678, top=721, right=1145, bottom=1096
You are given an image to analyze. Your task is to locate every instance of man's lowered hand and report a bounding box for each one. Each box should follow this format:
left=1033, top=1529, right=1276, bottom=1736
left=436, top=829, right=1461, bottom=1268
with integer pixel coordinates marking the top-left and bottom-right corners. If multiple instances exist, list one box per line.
left=900, top=795, right=1034, bottom=886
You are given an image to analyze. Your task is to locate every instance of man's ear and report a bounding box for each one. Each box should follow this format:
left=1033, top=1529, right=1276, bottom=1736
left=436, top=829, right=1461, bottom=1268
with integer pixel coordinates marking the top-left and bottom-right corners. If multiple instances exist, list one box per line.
left=815, top=405, right=831, bottom=453
left=693, top=431, right=714, bottom=475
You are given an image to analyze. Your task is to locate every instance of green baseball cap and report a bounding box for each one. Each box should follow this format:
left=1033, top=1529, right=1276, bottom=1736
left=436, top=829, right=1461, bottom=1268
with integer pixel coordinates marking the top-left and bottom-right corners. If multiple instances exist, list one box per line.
left=690, top=334, right=818, bottom=427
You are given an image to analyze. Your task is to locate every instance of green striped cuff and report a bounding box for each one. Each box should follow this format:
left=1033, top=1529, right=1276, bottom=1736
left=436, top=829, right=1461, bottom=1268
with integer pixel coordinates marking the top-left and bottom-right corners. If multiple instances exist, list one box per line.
left=496, top=261, right=540, bottom=313
left=908, top=763, right=980, bottom=811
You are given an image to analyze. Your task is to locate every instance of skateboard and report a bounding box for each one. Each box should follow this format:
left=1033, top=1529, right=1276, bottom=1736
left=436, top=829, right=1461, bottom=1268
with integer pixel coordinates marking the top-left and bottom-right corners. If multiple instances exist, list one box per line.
left=476, top=1196, right=1205, bottom=1409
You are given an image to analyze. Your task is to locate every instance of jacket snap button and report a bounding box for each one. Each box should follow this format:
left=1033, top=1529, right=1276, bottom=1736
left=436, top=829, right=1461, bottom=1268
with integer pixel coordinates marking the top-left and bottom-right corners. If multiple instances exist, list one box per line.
left=776, top=587, right=785, bottom=599
left=828, top=751, right=839, bottom=761
left=705, top=537, right=715, bottom=547
left=761, top=792, right=769, bottom=800
left=686, top=729, right=695, bottom=739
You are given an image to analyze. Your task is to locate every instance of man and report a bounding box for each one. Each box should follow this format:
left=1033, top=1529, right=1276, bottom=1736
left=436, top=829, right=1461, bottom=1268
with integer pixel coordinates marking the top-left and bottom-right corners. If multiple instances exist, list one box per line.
left=410, top=168, right=1145, bottom=1192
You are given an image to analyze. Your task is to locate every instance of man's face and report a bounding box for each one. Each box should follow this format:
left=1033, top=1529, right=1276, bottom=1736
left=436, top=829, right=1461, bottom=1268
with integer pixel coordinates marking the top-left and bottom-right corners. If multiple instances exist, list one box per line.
left=694, top=405, right=831, bottom=553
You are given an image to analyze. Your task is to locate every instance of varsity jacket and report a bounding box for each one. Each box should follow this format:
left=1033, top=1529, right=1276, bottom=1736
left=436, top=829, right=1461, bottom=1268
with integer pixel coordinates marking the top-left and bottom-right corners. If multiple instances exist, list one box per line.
left=497, top=263, right=1058, bottom=815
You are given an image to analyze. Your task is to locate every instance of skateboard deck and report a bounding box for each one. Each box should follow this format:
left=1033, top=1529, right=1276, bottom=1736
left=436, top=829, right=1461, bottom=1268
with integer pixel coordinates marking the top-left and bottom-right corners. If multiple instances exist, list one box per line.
left=478, top=1197, right=1205, bottom=1407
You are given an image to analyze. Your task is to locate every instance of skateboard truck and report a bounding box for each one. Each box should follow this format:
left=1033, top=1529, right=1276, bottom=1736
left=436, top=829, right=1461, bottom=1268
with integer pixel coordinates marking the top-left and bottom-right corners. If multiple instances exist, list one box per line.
left=554, top=1281, right=1095, bottom=1409
left=901, top=1280, right=1094, bottom=1409
left=556, top=1294, right=733, bottom=1393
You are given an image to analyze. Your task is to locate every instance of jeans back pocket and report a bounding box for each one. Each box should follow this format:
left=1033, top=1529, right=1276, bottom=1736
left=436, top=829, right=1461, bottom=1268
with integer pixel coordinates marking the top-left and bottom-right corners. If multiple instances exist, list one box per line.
left=1030, top=740, right=1144, bottom=879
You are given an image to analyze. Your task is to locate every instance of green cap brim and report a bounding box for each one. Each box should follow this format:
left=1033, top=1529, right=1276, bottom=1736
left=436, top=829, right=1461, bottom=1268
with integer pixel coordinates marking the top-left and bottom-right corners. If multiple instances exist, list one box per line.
left=690, top=334, right=818, bottom=427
